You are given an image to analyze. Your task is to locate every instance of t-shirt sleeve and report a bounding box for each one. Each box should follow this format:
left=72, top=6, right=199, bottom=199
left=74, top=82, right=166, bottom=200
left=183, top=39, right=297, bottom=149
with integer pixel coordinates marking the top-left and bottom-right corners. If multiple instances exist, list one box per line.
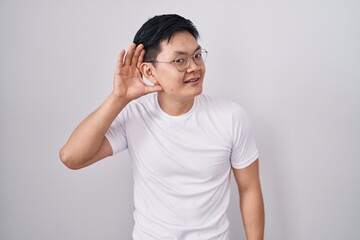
left=105, top=111, right=128, bottom=155
left=230, top=103, right=259, bottom=169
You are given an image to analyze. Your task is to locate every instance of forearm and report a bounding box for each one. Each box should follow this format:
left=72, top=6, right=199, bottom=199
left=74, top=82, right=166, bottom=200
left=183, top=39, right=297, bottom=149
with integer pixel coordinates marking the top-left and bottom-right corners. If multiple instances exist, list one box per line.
left=60, top=94, right=129, bottom=168
left=60, top=44, right=162, bottom=169
left=240, top=188, right=265, bottom=240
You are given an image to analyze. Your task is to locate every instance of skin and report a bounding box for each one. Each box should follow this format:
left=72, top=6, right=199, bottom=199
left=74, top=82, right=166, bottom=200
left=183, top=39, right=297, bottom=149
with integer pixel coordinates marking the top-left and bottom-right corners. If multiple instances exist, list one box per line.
left=233, top=160, right=265, bottom=240
left=140, top=31, right=205, bottom=116
left=59, top=43, right=162, bottom=169
left=59, top=31, right=264, bottom=239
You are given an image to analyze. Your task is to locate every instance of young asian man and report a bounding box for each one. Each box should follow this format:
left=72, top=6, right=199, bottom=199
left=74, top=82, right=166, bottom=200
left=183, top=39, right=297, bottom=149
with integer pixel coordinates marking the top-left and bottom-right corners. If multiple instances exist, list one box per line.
left=60, top=14, right=264, bottom=240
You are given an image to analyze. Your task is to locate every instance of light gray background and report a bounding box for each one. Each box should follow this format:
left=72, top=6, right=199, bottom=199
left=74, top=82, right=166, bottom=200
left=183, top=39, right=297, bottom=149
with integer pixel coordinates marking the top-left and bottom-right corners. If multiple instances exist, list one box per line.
left=1, top=0, right=359, bottom=239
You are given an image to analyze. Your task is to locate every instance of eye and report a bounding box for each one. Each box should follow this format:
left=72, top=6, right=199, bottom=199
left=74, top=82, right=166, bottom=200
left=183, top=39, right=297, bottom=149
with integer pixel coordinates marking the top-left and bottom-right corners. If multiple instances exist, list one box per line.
left=174, top=57, right=186, bottom=64
left=194, top=52, right=202, bottom=59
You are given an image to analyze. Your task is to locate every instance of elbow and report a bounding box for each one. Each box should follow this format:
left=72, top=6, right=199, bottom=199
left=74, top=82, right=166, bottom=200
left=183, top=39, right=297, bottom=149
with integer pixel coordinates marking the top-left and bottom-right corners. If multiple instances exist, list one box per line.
left=59, top=147, right=83, bottom=170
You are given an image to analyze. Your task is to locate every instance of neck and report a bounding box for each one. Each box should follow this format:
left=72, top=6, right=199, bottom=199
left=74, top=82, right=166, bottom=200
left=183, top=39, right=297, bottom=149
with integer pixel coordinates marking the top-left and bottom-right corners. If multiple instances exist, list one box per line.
left=157, top=93, right=195, bottom=116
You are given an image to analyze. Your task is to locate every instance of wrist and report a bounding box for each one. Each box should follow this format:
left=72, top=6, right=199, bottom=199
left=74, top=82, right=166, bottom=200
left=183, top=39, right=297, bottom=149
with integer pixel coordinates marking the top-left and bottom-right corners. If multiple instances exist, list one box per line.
left=108, top=92, right=131, bottom=109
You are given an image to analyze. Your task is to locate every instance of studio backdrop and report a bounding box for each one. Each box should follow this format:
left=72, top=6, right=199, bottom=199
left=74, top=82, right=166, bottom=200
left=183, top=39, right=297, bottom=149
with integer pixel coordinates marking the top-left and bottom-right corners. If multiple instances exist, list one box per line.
left=1, top=0, right=359, bottom=239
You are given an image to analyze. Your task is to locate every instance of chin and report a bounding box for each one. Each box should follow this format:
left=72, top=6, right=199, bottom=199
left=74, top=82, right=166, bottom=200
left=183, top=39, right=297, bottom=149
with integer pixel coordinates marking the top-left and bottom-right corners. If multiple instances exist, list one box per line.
left=195, top=87, right=203, bottom=96
left=188, top=87, right=203, bottom=99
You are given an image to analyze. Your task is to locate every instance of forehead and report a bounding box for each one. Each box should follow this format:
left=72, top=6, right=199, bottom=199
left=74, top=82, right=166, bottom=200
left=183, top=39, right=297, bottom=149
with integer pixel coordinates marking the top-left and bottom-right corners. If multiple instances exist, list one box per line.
left=159, top=31, right=199, bottom=56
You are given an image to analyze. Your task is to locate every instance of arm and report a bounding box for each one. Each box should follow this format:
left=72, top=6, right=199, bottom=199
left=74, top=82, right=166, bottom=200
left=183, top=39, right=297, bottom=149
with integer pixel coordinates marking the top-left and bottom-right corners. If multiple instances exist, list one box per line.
left=232, top=159, right=265, bottom=240
left=59, top=43, right=162, bottom=170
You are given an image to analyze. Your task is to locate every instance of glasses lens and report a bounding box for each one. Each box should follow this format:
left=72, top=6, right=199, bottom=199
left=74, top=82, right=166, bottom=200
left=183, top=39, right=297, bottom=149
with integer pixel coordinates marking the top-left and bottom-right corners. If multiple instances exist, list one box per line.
left=174, top=49, right=208, bottom=72
left=174, top=54, right=189, bottom=72
left=194, top=49, right=207, bottom=66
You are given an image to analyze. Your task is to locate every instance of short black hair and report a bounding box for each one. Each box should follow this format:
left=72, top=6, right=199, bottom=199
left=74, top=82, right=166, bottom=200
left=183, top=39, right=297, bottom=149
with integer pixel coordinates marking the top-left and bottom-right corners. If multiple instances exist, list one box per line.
left=133, top=14, right=199, bottom=62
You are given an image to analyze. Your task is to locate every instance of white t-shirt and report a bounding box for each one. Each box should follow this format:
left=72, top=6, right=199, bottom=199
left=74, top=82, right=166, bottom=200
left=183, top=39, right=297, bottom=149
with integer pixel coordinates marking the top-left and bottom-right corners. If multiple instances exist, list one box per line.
left=105, top=93, right=259, bottom=240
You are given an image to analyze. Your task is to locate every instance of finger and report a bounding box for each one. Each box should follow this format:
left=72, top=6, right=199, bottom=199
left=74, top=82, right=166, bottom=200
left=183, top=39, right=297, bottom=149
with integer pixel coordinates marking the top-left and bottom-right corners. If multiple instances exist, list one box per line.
left=137, top=48, right=146, bottom=69
left=124, top=43, right=136, bottom=66
left=132, top=44, right=144, bottom=68
left=116, top=49, right=126, bottom=73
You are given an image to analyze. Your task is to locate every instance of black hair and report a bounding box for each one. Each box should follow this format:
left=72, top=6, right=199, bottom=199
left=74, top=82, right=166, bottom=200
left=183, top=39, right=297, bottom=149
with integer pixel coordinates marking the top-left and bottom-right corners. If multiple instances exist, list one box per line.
left=133, top=14, right=199, bottom=62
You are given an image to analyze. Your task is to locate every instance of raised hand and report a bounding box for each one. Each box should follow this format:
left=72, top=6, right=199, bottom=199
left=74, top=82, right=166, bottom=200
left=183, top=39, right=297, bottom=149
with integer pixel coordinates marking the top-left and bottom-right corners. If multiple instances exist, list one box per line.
left=112, top=43, right=163, bottom=102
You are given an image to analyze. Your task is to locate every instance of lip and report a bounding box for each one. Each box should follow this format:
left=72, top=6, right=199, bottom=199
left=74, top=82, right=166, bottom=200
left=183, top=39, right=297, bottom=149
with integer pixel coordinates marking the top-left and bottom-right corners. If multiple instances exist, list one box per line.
left=184, top=77, right=201, bottom=84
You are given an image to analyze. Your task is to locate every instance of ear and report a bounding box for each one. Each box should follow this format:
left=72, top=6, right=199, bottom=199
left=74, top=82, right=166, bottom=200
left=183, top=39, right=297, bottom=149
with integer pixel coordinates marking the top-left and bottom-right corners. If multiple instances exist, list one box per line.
left=140, top=62, right=159, bottom=85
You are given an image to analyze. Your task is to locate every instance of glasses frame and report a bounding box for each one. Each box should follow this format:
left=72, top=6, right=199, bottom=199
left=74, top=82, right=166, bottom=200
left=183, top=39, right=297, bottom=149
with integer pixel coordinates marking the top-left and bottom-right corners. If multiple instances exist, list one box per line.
left=146, top=49, right=208, bottom=72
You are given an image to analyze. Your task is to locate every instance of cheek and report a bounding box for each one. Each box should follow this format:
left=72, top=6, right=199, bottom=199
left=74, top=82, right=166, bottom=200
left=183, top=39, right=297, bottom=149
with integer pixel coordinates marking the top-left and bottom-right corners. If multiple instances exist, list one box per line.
left=163, top=80, right=182, bottom=93
left=157, top=71, right=184, bottom=91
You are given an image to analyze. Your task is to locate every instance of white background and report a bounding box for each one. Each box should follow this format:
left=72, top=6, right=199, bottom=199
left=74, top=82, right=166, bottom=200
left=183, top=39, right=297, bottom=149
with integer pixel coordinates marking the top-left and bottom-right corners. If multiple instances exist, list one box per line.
left=1, top=0, right=359, bottom=239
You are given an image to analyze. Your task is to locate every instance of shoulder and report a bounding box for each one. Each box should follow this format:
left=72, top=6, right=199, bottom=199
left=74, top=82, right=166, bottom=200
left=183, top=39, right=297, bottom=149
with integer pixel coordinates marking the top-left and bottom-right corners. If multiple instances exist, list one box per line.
left=198, top=94, right=245, bottom=115
left=198, top=94, right=252, bottom=131
left=115, top=93, right=157, bottom=123
left=124, top=93, right=157, bottom=112
left=129, top=93, right=156, bottom=106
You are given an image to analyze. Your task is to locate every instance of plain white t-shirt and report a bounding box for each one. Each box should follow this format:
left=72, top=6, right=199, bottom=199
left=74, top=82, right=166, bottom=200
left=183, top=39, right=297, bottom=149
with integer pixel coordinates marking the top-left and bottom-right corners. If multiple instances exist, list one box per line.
left=105, top=93, right=259, bottom=240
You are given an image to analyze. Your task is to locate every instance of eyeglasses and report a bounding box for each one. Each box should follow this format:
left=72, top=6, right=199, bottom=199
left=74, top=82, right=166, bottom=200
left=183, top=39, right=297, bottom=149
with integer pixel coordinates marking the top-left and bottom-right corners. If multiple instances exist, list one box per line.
left=146, top=49, right=208, bottom=72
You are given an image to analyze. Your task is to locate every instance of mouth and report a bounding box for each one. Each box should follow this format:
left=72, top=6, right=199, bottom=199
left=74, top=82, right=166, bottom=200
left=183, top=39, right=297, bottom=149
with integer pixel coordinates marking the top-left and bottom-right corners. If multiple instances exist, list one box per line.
left=184, top=78, right=200, bottom=84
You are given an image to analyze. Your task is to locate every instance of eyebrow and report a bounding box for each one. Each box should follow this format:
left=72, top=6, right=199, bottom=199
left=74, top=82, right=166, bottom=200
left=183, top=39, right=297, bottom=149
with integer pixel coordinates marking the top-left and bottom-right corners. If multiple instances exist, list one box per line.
left=173, top=45, right=202, bottom=55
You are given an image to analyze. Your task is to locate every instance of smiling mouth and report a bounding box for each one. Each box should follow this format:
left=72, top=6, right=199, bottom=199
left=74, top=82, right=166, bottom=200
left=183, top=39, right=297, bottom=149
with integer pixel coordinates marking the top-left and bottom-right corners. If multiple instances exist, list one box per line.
left=184, top=78, right=200, bottom=84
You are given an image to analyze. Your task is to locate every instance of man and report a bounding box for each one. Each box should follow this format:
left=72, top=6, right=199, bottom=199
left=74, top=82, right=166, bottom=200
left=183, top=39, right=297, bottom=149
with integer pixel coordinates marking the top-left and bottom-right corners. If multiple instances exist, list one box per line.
left=60, top=14, right=264, bottom=240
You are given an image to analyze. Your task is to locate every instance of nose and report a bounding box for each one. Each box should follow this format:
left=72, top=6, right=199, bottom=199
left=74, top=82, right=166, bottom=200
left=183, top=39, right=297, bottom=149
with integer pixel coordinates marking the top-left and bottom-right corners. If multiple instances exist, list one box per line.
left=186, top=57, right=201, bottom=73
